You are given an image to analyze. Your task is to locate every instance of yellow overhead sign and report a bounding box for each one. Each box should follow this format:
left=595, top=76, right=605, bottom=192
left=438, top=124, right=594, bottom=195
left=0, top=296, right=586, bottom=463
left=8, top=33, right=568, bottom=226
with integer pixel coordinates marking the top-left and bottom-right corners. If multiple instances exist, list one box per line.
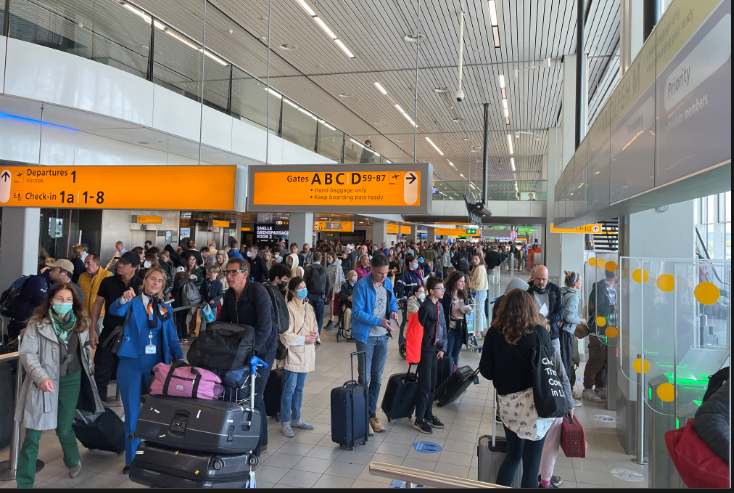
left=246, top=164, right=431, bottom=213
left=0, top=165, right=236, bottom=210
left=387, top=223, right=399, bottom=234
left=436, top=227, right=480, bottom=237
left=400, top=225, right=412, bottom=235
left=212, top=220, right=231, bottom=228
left=241, top=226, right=253, bottom=232
left=135, top=215, right=162, bottom=224
left=550, top=223, right=604, bottom=234
left=314, top=220, right=355, bottom=233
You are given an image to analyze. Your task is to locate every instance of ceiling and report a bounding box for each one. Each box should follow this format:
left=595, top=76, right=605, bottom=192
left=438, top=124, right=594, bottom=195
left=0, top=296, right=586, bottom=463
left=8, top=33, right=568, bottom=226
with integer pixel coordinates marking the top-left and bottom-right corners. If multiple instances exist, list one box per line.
left=21, top=0, right=620, bottom=190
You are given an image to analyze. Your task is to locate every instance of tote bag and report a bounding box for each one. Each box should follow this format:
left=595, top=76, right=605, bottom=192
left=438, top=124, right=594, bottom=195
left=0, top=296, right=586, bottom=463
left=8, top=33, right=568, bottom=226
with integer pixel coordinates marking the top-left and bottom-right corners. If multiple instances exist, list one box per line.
left=531, top=327, right=572, bottom=418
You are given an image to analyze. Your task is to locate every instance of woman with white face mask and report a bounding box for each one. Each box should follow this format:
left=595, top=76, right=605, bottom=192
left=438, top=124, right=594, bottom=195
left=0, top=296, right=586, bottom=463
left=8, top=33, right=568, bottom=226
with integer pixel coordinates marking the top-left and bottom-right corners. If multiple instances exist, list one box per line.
left=16, top=283, right=101, bottom=488
left=279, top=277, right=318, bottom=438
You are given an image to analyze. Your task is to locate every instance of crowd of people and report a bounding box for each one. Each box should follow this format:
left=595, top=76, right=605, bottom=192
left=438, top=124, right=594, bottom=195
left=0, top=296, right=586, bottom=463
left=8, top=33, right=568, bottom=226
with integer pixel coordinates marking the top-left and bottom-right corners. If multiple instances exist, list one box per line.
left=5, top=234, right=626, bottom=488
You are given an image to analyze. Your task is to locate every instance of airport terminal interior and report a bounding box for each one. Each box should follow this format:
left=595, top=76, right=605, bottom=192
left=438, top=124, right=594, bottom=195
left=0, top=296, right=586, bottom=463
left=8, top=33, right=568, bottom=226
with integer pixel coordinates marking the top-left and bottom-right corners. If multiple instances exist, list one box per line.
left=0, top=0, right=730, bottom=489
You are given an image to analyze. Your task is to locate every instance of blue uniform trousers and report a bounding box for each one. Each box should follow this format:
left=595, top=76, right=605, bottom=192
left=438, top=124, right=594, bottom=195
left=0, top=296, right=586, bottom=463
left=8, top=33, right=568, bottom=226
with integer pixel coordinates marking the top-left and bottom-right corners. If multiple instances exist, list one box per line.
left=117, top=354, right=159, bottom=466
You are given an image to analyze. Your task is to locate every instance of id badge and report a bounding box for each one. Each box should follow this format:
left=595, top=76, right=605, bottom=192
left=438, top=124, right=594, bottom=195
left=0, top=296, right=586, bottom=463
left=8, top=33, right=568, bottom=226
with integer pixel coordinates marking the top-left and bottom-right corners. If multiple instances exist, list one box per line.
left=145, top=344, right=157, bottom=355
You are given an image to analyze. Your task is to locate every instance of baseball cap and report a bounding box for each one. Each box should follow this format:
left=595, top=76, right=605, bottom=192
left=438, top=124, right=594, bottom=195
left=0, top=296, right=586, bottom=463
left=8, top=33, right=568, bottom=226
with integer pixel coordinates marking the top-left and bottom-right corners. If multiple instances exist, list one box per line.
left=49, top=259, right=74, bottom=275
left=118, top=251, right=141, bottom=268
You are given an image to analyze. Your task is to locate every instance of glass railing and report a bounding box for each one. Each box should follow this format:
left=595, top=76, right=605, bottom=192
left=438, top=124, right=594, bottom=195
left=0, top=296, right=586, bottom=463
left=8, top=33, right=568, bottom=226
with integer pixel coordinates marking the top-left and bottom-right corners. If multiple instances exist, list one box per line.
left=432, top=180, right=547, bottom=201
left=4, top=0, right=390, bottom=164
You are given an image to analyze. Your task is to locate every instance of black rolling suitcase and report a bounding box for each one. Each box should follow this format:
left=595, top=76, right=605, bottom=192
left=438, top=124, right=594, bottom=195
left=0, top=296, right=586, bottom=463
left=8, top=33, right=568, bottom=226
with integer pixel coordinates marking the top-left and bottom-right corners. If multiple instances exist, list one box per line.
left=380, top=364, right=418, bottom=422
left=331, top=351, right=369, bottom=450
left=264, top=368, right=284, bottom=418
left=129, top=441, right=254, bottom=489
left=435, top=365, right=480, bottom=407
left=72, top=407, right=125, bottom=453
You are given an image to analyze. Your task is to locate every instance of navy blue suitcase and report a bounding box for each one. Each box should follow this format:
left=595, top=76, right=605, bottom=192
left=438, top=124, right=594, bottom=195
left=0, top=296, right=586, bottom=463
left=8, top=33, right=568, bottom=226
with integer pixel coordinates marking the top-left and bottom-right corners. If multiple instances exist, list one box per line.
left=435, top=365, right=480, bottom=407
left=380, top=364, right=418, bottom=422
left=331, top=352, right=369, bottom=450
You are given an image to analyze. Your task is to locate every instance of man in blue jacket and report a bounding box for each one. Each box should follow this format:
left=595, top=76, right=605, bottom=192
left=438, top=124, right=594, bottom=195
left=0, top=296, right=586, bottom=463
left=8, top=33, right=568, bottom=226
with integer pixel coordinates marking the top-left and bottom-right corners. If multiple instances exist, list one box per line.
left=351, top=254, right=399, bottom=433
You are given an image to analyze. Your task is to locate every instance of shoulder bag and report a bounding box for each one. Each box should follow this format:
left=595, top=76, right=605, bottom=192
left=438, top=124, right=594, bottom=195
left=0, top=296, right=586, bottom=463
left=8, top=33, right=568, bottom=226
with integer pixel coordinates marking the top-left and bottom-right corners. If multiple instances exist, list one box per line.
left=100, top=301, right=133, bottom=354
left=530, top=326, right=572, bottom=418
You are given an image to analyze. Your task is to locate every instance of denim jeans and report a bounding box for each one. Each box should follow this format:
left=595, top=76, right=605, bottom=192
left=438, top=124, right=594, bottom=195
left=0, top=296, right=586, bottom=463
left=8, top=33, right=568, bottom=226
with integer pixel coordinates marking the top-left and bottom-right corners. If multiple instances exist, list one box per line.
left=497, top=424, right=546, bottom=488
left=280, top=370, right=308, bottom=424
left=355, top=334, right=389, bottom=418
left=446, top=329, right=463, bottom=371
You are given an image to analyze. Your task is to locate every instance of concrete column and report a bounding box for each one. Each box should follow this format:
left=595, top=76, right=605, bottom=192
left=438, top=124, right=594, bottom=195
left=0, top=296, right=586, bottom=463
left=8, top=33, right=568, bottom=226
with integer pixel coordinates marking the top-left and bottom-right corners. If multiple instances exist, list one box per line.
left=288, top=212, right=313, bottom=248
left=545, top=54, right=585, bottom=281
left=427, top=226, right=436, bottom=243
left=0, top=208, right=41, bottom=289
left=371, top=221, right=388, bottom=249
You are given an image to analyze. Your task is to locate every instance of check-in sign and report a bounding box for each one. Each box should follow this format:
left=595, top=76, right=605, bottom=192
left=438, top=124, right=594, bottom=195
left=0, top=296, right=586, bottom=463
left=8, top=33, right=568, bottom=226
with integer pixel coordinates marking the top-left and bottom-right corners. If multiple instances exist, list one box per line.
left=247, top=163, right=431, bottom=214
left=0, top=164, right=236, bottom=211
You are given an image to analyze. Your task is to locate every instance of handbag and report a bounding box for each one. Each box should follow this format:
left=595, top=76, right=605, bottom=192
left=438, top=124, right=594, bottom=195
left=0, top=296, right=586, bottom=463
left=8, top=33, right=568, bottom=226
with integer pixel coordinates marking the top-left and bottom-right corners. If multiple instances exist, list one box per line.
left=560, top=414, right=586, bottom=457
left=201, top=303, right=215, bottom=323
left=531, top=326, right=572, bottom=418
left=148, top=361, right=224, bottom=400
left=573, top=321, right=589, bottom=339
left=100, top=303, right=133, bottom=354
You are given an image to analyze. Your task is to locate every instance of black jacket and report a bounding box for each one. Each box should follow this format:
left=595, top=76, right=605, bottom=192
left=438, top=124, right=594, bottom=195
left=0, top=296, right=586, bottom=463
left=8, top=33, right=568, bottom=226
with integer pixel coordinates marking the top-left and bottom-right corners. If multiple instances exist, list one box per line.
left=339, top=281, right=356, bottom=309
left=304, top=262, right=330, bottom=297
left=485, top=250, right=503, bottom=269
left=693, top=379, right=729, bottom=462
left=249, top=255, right=268, bottom=283
left=527, top=282, right=563, bottom=339
left=417, top=298, right=448, bottom=353
left=218, top=281, right=276, bottom=362
left=441, top=290, right=469, bottom=345
left=588, top=279, right=615, bottom=333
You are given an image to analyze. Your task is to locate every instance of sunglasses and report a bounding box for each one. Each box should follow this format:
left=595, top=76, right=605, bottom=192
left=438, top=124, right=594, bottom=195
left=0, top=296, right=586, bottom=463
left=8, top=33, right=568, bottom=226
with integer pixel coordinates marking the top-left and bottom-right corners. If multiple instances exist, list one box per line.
left=224, top=269, right=246, bottom=275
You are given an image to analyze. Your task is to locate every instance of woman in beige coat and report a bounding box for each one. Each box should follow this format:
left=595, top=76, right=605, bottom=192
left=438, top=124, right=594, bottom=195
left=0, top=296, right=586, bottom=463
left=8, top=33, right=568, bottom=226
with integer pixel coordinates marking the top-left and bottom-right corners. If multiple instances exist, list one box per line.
left=279, top=276, right=318, bottom=438
left=16, top=282, right=102, bottom=488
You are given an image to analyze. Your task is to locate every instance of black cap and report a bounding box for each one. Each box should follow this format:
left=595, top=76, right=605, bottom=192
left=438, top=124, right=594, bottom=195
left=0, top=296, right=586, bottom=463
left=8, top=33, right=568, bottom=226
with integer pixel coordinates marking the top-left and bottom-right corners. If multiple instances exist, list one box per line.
left=118, top=251, right=141, bottom=268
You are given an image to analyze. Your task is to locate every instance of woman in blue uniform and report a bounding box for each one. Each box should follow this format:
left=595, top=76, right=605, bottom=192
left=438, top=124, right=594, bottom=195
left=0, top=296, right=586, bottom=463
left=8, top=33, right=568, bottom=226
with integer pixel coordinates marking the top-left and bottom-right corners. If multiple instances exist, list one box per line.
left=108, top=267, right=183, bottom=473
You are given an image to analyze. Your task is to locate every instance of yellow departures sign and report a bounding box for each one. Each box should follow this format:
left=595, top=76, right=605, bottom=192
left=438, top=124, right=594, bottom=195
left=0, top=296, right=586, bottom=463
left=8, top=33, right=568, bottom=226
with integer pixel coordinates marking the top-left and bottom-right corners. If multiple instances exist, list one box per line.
left=550, top=223, right=604, bottom=234
left=0, top=164, right=236, bottom=211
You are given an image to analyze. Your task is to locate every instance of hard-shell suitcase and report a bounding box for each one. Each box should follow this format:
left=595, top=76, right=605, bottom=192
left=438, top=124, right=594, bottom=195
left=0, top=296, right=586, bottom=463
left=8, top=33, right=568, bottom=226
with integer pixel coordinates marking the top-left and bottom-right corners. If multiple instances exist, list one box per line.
left=136, top=396, right=262, bottom=454
left=136, top=356, right=267, bottom=455
left=129, top=441, right=254, bottom=489
left=331, top=351, right=369, bottom=450
left=435, top=365, right=479, bottom=407
left=477, top=390, right=522, bottom=487
left=72, top=407, right=125, bottom=453
left=435, top=355, right=451, bottom=391
left=264, top=368, right=284, bottom=418
left=380, top=364, right=418, bottom=422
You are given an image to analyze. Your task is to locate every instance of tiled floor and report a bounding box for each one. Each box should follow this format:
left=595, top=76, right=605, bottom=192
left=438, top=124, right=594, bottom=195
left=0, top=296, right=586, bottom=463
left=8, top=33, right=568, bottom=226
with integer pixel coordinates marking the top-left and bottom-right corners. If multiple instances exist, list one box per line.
left=0, top=269, right=649, bottom=489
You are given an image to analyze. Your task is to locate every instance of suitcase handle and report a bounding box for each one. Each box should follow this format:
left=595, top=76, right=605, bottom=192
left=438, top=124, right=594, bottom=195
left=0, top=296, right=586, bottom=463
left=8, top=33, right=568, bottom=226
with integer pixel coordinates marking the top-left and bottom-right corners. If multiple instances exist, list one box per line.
left=349, top=351, right=366, bottom=383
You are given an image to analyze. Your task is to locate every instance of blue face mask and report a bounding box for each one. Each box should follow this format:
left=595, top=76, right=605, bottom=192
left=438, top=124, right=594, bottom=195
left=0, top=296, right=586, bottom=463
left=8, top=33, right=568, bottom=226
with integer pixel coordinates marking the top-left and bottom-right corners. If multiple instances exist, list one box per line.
left=52, top=302, right=73, bottom=316
left=296, top=288, right=308, bottom=300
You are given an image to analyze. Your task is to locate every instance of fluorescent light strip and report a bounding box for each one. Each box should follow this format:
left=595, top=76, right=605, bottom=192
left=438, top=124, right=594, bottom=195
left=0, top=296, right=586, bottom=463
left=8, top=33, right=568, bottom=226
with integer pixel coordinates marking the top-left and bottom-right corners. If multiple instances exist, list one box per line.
left=510, top=157, right=516, bottom=172
left=492, top=26, right=500, bottom=48
left=165, top=29, right=227, bottom=66
left=296, top=0, right=316, bottom=17
left=448, top=160, right=456, bottom=168
left=319, top=120, right=336, bottom=131
left=334, top=38, right=356, bottom=58
left=498, top=74, right=506, bottom=88
left=265, top=87, right=283, bottom=99
left=283, top=98, right=298, bottom=109
left=123, top=3, right=151, bottom=23
left=506, top=133, right=514, bottom=155
left=373, top=81, right=388, bottom=96
left=488, top=0, right=498, bottom=25
left=297, top=106, right=317, bottom=121
left=313, top=16, right=337, bottom=40
left=350, top=138, right=366, bottom=149
left=394, top=104, right=417, bottom=127
left=425, top=137, right=444, bottom=156
left=460, top=173, right=466, bottom=178
left=501, top=99, right=508, bottom=111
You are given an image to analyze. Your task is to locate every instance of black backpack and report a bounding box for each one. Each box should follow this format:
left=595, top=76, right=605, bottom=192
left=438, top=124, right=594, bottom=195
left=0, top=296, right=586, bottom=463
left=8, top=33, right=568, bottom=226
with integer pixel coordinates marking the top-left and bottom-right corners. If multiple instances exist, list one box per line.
left=264, top=283, right=289, bottom=335
left=0, top=275, right=32, bottom=318
left=187, top=322, right=255, bottom=372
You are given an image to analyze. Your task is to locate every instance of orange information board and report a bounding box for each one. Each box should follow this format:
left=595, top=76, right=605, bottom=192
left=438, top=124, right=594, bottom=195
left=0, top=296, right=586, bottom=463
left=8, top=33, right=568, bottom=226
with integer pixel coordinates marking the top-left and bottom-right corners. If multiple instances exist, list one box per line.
left=387, top=223, right=399, bottom=234
left=247, top=164, right=431, bottom=214
left=212, top=220, right=231, bottom=228
left=0, top=164, right=236, bottom=210
left=550, top=223, right=603, bottom=234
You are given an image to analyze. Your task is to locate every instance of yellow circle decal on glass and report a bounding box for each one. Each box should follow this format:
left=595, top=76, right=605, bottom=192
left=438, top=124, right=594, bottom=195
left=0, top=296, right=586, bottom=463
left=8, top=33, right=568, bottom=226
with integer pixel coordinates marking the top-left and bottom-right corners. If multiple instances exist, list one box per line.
left=596, top=316, right=607, bottom=328
left=632, top=357, right=651, bottom=374
left=587, top=257, right=597, bottom=267
left=632, top=268, right=650, bottom=284
left=605, top=261, right=618, bottom=272
left=605, top=326, right=619, bottom=338
left=694, top=282, right=720, bottom=305
left=656, top=274, right=675, bottom=292
left=656, top=382, right=675, bottom=402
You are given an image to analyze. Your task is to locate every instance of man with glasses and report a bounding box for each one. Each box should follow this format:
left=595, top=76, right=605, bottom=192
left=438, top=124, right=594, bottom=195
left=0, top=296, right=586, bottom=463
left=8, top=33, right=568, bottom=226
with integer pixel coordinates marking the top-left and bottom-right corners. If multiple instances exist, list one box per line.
left=351, top=254, right=399, bottom=433
left=218, top=258, right=276, bottom=455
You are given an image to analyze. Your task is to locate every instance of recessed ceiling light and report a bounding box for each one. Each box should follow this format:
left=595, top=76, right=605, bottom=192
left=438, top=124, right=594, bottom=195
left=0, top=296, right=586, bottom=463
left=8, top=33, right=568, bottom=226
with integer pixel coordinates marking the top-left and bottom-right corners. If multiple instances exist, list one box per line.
left=228, top=28, right=234, bottom=34
left=463, top=137, right=470, bottom=141
left=433, top=87, right=448, bottom=94
left=279, top=43, right=296, bottom=50
left=403, top=33, right=424, bottom=43
left=452, top=117, right=463, bottom=123
left=338, top=93, right=352, bottom=98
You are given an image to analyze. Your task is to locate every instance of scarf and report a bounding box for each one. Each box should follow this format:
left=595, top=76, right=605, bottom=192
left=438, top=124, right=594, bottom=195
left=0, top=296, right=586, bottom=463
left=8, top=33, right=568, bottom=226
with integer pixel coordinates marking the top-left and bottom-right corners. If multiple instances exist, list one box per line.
left=144, top=293, right=170, bottom=328
left=50, top=310, right=77, bottom=345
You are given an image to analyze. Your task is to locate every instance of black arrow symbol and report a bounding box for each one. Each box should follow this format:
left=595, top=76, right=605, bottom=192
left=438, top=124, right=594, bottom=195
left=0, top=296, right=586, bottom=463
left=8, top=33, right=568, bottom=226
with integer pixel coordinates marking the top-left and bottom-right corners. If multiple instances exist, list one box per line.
left=405, top=172, right=416, bottom=184
left=16, top=172, right=23, bottom=177
left=1, top=171, right=10, bottom=182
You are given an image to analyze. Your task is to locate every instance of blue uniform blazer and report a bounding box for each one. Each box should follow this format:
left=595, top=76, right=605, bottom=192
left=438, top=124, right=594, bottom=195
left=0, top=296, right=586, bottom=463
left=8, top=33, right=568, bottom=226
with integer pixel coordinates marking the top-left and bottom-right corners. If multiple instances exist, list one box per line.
left=108, top=296, right=183, bottom=363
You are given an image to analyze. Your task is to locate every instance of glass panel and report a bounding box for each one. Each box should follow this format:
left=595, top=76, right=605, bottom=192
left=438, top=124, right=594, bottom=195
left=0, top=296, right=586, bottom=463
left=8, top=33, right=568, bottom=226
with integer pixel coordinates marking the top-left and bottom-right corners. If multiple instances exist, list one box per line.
left=231, top=70, right=269, bottom=129
left=202, top=57, right=230, bottom=113
left=316, top=122, right=343, bottom=162
left=153, top=24, right=203, bottom=102
left=343, top=138, right=362, bottom=164
left=281, top=99, right=317, bottom=150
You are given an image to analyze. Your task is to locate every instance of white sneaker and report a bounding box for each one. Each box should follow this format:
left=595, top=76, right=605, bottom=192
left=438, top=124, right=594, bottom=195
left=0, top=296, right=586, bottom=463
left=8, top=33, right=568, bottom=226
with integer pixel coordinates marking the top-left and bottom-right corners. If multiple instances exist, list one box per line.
left=582, top=389, right=603, bottom=402
left=281, top=422, right=295, bottom=438
left=574, top=399, right=583, bottom=407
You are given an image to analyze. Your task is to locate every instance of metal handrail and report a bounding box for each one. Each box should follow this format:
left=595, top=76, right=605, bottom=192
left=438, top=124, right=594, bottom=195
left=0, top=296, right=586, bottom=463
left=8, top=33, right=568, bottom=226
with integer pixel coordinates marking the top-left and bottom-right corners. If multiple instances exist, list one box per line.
left=368, top=462, right=507, bottom=489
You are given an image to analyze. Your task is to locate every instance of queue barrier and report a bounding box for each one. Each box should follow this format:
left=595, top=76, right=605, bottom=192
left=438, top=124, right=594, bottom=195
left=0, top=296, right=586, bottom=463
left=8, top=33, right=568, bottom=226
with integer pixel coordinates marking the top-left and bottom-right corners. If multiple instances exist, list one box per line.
left=368, top=461, right=507, bottom=489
